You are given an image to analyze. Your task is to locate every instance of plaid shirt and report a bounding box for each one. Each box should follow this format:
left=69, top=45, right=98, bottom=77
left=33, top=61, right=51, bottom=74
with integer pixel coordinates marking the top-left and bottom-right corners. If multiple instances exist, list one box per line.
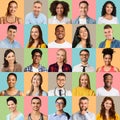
left=24, top=64, right=47, bottom=72
left=48, top=62, right=72, bottom=72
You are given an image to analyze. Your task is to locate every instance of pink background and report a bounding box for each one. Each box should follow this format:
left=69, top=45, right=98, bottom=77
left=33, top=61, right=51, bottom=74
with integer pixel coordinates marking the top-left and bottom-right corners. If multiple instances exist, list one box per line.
left=96, top=72, right=120, bottom=92
left=24, top=96, right=48, bottom=116
left=0, top=24, right=24, bottom=47
left=48, top=48, right=72, bottom=66
left=72, top=0, right=96, bottom=20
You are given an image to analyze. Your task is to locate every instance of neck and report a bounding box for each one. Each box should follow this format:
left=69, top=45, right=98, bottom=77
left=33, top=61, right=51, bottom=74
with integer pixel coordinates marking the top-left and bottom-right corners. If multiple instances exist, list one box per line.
left=55, top=39, right=65, bottom=44
left=104, top=64, right=111, bottom=67
left=81, top=62, right=88, bottom=66
left=32, top=110, right=40, bottom=115
left=8, top=87, right=16, bottom=91
left=56, top=110, right=64, bottom=115
left=56, top=15, right=64, bottom=19
left=33, top=87, right=39, bottom=91
left=9, top=63, right=14, bottom=67
left=104, top=86, right=112, bottom=91
left=7, top=37, right=14, bottom=43
left=12, top=109, right=18, bottom=114
left=32, top=63, right=39, bottom=68
left=80, top=15, right=86, bottom=19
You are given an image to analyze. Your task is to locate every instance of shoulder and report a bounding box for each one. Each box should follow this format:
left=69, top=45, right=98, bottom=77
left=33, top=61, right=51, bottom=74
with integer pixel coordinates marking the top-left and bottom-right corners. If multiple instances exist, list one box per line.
left=115, top=113, right=120, bottom=119
left=48, top=41, right=56, bottom=47
left=15, top=63, right=22, bottom=69
left=48, top=16, right=54, bottom=23
left=43, top=114, right=48, bottom=120
left=64, top=41, right=72, bottom=47
left=72, top=17, right=79, bottom=24
left=49, top=63, right=56, bottom=67
left=48, top=89, right=54, bottom=96
left=39, top=13, right=47, bottom=18
left=96, top=113, right=101, bottom=119
left=0, top=90, right=5, bottom=96
left=42, top=90, right=48, bottom=96
left=16, top=17, right=22, bottom=24
left=114, top=66, right=119, bottom=72
left=26, top=91, right=30, bottom=96
left=99, top=41, right=105, bottom=48
left=87, top=16, right=96, bottom=23
left=96, top=67, right=101, bottom=72
left=41, top=43, right=47, bottom=48
left=72, top=111, right=79, bottom=117
left=26, top=12, right=32, bottom=17
left=20, top=91, right=24, bottom=96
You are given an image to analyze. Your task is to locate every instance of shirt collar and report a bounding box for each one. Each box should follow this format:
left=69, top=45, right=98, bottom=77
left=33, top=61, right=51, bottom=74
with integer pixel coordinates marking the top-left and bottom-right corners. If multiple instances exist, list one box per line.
left=6, top=38, right=14, bottom=44
left=79, top=63, right=89, bottom=67
left=53, top=112, right=66, bottom=116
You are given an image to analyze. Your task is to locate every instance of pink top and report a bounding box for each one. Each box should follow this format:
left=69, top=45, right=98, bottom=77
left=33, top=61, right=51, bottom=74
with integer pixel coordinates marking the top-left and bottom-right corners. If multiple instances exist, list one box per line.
left=99, top=66, right=116, bottom=72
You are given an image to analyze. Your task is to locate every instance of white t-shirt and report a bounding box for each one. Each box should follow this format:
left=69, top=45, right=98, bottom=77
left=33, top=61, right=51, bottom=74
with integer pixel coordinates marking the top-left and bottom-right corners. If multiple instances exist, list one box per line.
left=96, top=87, right=119, bottom=96
left=32, top=66, right=39, bottom=72
left=48, top=41, right=72, bottom=48
left=98, top=16, right=119, bottom=24
left=79, top=17, right=87, bottom=24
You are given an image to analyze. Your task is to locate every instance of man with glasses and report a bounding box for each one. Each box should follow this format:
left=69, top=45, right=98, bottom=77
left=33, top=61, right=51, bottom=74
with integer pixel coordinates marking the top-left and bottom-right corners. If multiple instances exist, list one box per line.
left=73, top=49, right=95, bottom=72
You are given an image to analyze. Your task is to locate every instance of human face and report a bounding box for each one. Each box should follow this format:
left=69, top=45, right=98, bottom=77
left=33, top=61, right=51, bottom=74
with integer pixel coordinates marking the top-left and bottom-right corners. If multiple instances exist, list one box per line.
left=55, top=99, right=65, bottom=111
left=57, top=75, right=66, bottom=88
left=9, top=2, right=17, bottom=15
left=105, top=3, right=113, bottom=15
left=56, top=3, right=64, bottom=16
left=5, top=52, right=15, bottom=64
left=7, top=75, right=17, bottom=88
left=32, top=52, right=41, bottom=64
left=31, top=99, right=41, bottom=111
left=104, top=75, right=113, bottom=88
left=79, top=99, right=88, bottom=111
left=7, top=100, right=16, bottom=112
left=78, top=27, right=88, bottom=40
left=80, top=51, right=89, bottom=63
left=32, top=75, right=41, bottom=87
left=80, top=75, right=88, bottom=88
left=33, top=3, right=42, bottom=17
left=104, top=100, right=112, bottom=111
left=104, top=28, right=113, bottom=40
left=55, top=26, right=65, bottom=40
left=31, top=27, right=39, bottom=40
left=103, top=54, right=112, bottom=65
left=7, top=29, right=17, bottom=40
left=79, top=3, right=88, bottom=17
left=56, top=50, right=65, bottom=63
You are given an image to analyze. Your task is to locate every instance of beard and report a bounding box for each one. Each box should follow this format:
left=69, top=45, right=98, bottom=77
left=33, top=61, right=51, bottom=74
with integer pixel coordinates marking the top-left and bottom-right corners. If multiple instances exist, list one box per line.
left=80, top=107, right=88, bottom=111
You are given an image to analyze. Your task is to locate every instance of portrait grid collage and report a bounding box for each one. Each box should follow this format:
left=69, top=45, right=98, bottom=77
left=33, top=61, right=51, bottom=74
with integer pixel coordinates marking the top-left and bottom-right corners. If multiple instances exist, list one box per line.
left=0, top=0, right=120, bottom=120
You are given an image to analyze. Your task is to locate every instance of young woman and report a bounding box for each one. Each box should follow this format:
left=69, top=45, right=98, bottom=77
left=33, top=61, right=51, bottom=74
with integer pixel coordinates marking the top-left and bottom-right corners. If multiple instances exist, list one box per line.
left=97, top=97, right=120, bottom=120
left=72, top=73, right=95, bottom=96
left=72, top=25, right=92, bottom=48
left=27, top=25, right=47, bottom=48
left=0, top=0, right=22, bottom=24
left=96, top=48, right=119, bottom=72
left=26, top=73, right=47, bottom=96
left=1, top=49, right=22, bottom=72
left=48, top=1, right=71, bottom=24
left=0, top=73, right=23, bottom=96
left=98, top=1, right=118, bottom=24
left=6, top=97, right=24, bottom=120
left=48, top=48, right=72, bottom=72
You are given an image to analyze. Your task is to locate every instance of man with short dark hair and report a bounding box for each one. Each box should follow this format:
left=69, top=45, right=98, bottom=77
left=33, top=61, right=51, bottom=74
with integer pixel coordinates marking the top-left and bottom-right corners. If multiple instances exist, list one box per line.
left=24, top=49, right=47, bottom=72
left=73, top=1, right=96, bottom=24
left=0, top=25, right=21, bottom=48
left=99, top=24, right=120, bottom=48
left=72, top=97, right=95, bottom=120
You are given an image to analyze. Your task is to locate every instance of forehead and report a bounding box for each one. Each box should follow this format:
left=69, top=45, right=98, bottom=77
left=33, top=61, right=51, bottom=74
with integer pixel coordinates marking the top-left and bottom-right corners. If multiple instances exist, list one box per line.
left=80, top=51, right=89, bottom=54
left=104, top=28, right=112, bottom=31
left=80, top=99, right=88, bottom=103
left=57, top=75, right=66, bottom=79
left=57, top=50, right=65, bottom=54
left=56, top=99, right=64, bottom=103
left=8, top=75, right=16, bottom=79
left=79, top=3, right=88, bottom=7
left=32, top=99, right=41, bottom=103
left=8, top=28, right=17, bottom=32
left=105, top=75, right=113, bottom=79
left=56, top=26, right=65, bottom=31
left=33, top=3, right=42, bottom=7
left=33, top=52, right=41, bottom=55
left=106, top=3, right=113, bottom=7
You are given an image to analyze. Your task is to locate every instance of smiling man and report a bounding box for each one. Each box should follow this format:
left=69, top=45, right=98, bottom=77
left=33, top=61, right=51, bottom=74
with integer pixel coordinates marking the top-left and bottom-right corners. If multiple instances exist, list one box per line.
left=48, top=25, right=72, bottom=48
left=99, top=24, right=120, bottom=48
left=96, top=73, right=119, bottom=96
left=25, top=0, right=47, bottom=24
left=0, top=25, right=21, bottom=48
left=73, top=1, right=96, bottom=24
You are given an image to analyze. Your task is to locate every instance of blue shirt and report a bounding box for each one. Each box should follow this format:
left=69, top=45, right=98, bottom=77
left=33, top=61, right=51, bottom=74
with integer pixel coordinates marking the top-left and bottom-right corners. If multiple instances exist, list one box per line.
left=6, top=113, right=24, bottom=120
left=99, top=39, right=120, bottom=48
left=49, top=112, right=71, bottom=120
left=25, top=12, right=47, bottom=24
left=0, top=38, right=21, bottom=48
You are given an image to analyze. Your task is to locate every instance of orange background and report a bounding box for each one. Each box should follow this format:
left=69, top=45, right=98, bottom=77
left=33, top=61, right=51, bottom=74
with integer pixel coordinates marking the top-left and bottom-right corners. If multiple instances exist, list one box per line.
left=96, top=48, right=120, bottom=70
left=48, top=24, right=72, bottom=43
left=72, top=96, right=96, bottom=114
left=0, top=0, right=24, bottom=23
left=24, top=72, right=48, bottom=95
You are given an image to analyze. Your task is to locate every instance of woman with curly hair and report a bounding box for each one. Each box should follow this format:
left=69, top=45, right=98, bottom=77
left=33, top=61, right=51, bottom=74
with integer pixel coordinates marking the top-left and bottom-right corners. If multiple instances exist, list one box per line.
left=97, top=97, right=120, bottom=120
left=96, top=48, right=119, bottom=72
left=48, top=0, right=71, bottom=24
left=72, top=25, right=92, bottom=48
left=98, top=1, right=118, bottom=24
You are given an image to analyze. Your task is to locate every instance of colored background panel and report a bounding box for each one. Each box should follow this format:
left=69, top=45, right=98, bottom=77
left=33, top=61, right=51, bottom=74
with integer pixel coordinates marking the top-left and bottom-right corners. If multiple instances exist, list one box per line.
left=96, top=0, right=120, bottom=23
left=0, top=24, right=24, bottom=47
left=0, top=48, right=24, bottom=71
left=72, top=72, right=96, bottom=92
left=96, top=48, right=120, bottom=71
left=96, top=24, right=120, bottom=47
left=72, top=48, right=96, bottom=68
left=0, top=96, right=24, bottom=120
left=72, top=96, right=96, bottom=114
left=24, top=24, right=48, bottom=47
left=24, top=72, right=48, bottom=95
left=48, top=72, right=72, bottom=91
left=24, top=48, right=48, bottom=69
left=96, top=96, right=120, bottom=114
left=24, top=0, right=48, bottom=20
left=0, top=72, right=24, bottom=92
left=72, top=24, right=96, bottom=48
left=48, top=0, right=72, bottom=18
left=48, top=96, right=72, bottom=115
left=48, top=48, right=72, bottom=66
left=96, top=72, right=120, bottom=92
left=48, top=24, right=72, bottom=43
left=24, top=96, right=48, bottom=116
left=0, top=0, right=24, bottom=23
left=72, top=0, right=96, bottom=20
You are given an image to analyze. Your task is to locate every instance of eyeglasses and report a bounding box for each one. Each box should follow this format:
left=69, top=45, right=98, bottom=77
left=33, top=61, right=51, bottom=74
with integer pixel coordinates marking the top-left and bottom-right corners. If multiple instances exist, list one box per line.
left=80, top=54, right=89, bottom=56
left=55, top=102, right=64, bottom=105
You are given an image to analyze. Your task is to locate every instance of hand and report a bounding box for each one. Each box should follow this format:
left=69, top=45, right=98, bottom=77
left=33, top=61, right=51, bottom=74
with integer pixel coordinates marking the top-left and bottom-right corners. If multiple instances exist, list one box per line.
left=81, top=110, right=87, bottom=115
